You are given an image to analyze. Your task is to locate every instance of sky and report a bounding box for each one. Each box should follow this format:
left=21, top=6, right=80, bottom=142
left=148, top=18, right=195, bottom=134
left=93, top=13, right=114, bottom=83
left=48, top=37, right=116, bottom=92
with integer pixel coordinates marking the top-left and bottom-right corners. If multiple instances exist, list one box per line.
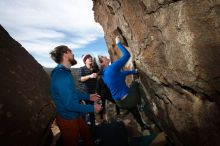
left=0, top=0, right=108, bottom=68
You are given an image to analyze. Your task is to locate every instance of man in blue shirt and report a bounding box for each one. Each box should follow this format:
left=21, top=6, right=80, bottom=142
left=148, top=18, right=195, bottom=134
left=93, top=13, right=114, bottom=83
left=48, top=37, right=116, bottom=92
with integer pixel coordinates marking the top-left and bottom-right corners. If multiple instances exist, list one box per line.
left=50, top=45, right=102, bottom=146
left=97, top=36, right=150, bottom=131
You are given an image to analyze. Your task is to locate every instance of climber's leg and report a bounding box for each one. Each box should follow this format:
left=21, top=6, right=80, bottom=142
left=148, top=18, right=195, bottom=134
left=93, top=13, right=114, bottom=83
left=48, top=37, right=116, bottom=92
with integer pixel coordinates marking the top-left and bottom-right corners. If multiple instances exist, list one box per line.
left=115, top=80, right=141, bottom=109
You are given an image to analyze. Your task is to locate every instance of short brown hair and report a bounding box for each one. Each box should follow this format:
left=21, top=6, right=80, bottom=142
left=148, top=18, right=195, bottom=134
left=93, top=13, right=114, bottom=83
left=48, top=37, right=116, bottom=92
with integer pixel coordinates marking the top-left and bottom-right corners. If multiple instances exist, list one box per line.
left=50, top=45, right=71, bottom=63
left=98, top=55, right=104, bottom=63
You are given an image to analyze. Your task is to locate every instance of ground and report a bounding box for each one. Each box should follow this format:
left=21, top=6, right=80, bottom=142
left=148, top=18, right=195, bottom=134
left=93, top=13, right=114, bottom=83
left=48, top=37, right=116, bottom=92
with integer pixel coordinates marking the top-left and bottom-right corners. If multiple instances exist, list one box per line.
left=50, top=101, right=167, bottom=146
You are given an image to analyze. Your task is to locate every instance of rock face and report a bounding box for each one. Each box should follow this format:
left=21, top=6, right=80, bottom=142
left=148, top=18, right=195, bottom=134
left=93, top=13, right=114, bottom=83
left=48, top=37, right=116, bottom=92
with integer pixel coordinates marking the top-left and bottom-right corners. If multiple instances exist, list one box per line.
left=0, top=25, right=55, bottom=146
left=93, top=0, right=220, bottom=145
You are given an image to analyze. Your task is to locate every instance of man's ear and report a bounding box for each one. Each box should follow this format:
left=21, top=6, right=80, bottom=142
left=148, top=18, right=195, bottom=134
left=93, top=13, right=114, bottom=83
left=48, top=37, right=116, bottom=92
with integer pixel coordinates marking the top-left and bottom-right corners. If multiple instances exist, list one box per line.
left=63, top=52, right=68, bottom=59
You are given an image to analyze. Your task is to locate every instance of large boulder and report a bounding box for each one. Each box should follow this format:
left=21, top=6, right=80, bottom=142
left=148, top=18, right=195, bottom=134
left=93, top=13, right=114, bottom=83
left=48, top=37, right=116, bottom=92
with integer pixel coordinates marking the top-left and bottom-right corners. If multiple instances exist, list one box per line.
left=0, top=25, right=55, bottom=146
left=93, top=0, right=220, bottom=145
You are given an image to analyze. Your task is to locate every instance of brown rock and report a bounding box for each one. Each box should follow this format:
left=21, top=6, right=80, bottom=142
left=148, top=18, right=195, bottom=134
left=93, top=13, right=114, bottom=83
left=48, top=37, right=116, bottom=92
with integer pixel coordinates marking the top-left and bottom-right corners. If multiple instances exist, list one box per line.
left=93, top=0, right=220, bottom=145
left=0, top=25, right=55, bottom=146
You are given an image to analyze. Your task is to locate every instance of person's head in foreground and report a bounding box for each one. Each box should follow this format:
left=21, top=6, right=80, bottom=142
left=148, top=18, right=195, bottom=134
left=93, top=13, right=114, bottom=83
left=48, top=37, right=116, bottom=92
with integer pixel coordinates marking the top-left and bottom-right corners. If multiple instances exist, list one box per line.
left=50, top=45, right=77, bottom=68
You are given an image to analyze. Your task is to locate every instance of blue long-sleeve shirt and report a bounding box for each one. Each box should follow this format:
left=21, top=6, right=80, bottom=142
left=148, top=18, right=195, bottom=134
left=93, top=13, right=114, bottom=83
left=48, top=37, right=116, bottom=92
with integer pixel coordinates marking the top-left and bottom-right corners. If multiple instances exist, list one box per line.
left=50, top=64, right=94, bottom=119
left=102, top=42, right=137, bottom=100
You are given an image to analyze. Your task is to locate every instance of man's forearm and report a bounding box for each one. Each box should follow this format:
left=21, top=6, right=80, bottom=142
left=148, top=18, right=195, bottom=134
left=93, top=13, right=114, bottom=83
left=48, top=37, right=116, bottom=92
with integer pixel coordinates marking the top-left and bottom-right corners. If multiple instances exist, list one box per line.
left=80, top=75, right=90, bottom=82
left=117, top=42, right=130, bottom=58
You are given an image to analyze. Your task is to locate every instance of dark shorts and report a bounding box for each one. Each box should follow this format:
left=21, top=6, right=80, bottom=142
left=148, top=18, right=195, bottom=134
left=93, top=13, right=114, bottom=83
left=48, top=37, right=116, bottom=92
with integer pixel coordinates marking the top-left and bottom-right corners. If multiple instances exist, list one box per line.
left=115, top=81, right=141, bottom=109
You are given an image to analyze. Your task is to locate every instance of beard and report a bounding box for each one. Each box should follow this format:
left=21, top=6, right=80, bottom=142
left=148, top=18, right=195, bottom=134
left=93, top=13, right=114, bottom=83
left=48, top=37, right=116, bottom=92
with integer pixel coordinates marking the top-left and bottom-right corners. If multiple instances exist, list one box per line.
left=69, top=58, right=77, bottom=66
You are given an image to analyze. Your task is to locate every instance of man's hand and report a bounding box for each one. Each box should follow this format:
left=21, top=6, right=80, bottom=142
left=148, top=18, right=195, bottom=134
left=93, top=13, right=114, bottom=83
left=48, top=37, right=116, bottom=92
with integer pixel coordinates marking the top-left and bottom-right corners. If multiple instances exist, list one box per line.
left=115, top=35, right=121, bottom=44
left=80, top=100, right=86, bottom=105
left=89, top=73, right=97, bottom=78
left=90, top=94, right=101, bottom=101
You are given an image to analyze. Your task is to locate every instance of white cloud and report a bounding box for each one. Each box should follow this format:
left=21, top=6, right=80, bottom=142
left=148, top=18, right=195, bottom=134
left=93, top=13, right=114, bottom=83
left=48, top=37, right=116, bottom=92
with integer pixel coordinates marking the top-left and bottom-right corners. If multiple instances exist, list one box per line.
left=0, top=0, right=106, bottom=67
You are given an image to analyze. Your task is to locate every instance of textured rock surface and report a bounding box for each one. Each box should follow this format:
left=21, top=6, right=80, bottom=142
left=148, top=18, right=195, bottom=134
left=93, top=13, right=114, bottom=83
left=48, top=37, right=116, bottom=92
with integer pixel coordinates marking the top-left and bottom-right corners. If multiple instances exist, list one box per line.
left=0, top=25, right=55, bottom=146
left=93, top=0, right=220, bottom=145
